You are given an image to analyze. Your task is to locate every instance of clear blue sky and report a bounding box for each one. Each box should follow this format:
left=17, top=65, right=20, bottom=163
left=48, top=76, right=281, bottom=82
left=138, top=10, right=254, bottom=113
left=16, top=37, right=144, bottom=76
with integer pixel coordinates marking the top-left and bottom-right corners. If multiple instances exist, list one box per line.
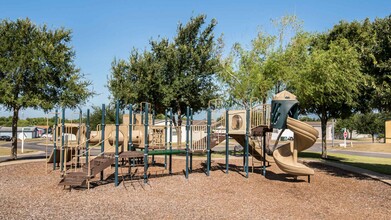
left=1, top=0, right=390, bottom=119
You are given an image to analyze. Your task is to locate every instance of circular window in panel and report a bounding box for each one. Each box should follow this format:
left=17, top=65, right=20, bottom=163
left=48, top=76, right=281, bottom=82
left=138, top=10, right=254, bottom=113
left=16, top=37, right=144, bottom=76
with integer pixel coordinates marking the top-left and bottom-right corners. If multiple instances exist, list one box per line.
left=231, top=115, right=243, bottom=130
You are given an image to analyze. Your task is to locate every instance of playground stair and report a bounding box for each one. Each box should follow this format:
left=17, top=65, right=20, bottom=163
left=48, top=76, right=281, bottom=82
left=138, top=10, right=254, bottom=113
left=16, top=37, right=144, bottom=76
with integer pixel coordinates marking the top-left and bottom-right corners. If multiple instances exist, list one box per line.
left=192, top=133, right=226, bottom=151
left=59, top=155, right=114, bottom=188
left=230, top=125, right=273, bottom=162
left=210, top=133, right=226, bottom=148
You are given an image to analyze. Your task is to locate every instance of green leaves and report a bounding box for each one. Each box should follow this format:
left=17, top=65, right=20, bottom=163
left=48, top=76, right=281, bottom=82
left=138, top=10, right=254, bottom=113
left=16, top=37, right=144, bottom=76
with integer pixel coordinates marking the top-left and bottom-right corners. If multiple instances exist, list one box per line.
left=0, top=18, right=94, bottom=159
left=0, top=18, right=93, bottom=111
left=108, top=15, right=221, bottom=120
left=218, top=15, right=305, bottom=107
left=291, top=38, right=363, bottom=119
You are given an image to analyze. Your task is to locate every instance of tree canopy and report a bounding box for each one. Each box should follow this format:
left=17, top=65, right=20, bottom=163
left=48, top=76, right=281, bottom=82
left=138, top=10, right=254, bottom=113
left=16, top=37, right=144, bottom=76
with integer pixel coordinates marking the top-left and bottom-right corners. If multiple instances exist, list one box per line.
left=108, top=14, right=222, bottom=126
left=314, top=16, right=391, bottom=112
left=0, top=18, right=94, bottom=159
left=336, top=112, right=387, bottom=143
left=89, top=104, right=122, bottom=129
left=290, top=36, right=363, bottom=158
left=218, top=33, right=275, bottom=107
left=218, top=15, right=303, bottom=108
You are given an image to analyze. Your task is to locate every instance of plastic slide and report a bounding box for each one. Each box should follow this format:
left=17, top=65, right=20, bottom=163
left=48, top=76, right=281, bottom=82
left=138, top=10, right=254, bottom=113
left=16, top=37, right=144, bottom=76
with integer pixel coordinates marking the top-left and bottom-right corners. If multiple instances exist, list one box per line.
left=249, top=139, right=274, bottom=163
left=272, top=117, right=318, bottom=176
left=230, top=134, right=274, bottom=163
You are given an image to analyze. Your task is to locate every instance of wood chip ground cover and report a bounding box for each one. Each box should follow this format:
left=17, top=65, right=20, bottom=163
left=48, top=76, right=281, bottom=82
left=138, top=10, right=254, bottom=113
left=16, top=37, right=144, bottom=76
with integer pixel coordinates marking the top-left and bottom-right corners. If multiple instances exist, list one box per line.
left=0, top=158, right=390, bottom=219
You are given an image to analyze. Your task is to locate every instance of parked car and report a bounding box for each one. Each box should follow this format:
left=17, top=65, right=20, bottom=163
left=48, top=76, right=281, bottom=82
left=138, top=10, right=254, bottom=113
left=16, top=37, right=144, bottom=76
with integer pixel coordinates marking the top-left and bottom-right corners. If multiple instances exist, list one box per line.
left=41, top=134, right=52, bottom=138
left=0, top=135, right=12, bottom=141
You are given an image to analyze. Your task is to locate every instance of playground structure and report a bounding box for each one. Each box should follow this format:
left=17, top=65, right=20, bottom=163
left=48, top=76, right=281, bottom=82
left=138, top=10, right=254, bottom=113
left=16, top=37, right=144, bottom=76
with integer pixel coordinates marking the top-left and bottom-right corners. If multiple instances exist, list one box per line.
left=271, top=91, right=319, bottom=181
left=47, top=90, right=318, bottom=189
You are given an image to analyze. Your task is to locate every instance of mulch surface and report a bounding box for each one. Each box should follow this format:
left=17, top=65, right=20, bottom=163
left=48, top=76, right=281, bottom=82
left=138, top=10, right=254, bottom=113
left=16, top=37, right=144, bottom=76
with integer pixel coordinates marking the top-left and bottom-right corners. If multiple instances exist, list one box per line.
left=0, top=157, right=390, bottom=219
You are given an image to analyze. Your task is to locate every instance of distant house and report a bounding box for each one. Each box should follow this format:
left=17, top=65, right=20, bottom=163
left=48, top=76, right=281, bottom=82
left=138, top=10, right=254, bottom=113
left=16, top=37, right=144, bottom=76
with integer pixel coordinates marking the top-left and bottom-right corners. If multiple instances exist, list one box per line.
left=271, top=121, right=333, bottom=141
left=0, top=126, right=39, bottom=139
left=272, top=121, right=370, bottom=141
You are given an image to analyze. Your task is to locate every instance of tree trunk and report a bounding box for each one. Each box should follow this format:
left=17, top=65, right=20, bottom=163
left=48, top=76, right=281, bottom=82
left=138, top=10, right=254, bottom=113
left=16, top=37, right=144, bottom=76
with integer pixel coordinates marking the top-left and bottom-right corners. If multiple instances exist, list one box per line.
left=372, top=134, right=375, bottom=143
left=321, top=116, right=328, bottom=159
left=11, top=107, right=19, bottom=160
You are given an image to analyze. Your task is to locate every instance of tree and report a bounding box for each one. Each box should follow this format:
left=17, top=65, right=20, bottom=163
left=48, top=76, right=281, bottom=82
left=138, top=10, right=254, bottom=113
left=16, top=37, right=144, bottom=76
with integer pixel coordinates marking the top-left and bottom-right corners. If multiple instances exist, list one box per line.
left=290, top=38, right=363, bottom=158
left=108, top=15, right=222, bottom=142
left=299, top=116, right=320, bottom=122
left=355, top=112, right=384, bottom=143
left=371, top=16, right=391, bottom=111
left=315, top=16, right=391, bottom=112
left=335, top=114, right=359, bottom=140
left=0, top=18, right=93, bottom=159
left=89, top=104, right=122, bottom=129
left=271, top=15, right=303, bottom=93
left=218, top=15, right=303, bottom=107
left=218, top=32, right=275, bottom=107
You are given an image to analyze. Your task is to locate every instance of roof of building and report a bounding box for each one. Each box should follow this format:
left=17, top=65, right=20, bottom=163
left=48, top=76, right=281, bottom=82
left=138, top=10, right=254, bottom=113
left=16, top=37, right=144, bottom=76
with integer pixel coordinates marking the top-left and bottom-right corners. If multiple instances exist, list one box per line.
left=273, top=90, right=297, bottom=101
left=0, top=126, right=38, bottom=132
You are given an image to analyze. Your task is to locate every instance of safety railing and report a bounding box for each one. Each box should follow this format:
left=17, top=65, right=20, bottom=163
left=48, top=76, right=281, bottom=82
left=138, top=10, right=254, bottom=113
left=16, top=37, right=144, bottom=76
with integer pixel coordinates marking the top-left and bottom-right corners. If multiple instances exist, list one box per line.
left=190, top=125, right=208, bottom=151
left=250, top=104, right=271, bottom=129
left=149, top=125, right=166, bottom=149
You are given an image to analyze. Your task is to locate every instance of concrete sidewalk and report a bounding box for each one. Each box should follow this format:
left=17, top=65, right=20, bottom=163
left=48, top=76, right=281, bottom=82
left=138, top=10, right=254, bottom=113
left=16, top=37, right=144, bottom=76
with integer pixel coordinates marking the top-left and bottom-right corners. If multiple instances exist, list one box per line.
left=303, top=158, right=391, bottom=186
left=0, top=158, right=46, bottom=167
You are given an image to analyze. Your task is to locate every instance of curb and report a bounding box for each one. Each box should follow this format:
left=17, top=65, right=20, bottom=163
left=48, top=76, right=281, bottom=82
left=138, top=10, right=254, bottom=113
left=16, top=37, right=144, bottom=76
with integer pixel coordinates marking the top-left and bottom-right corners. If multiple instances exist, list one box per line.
left=0, top=158, right=46, bottom=167
left=0, top=150, right=45, bottom=158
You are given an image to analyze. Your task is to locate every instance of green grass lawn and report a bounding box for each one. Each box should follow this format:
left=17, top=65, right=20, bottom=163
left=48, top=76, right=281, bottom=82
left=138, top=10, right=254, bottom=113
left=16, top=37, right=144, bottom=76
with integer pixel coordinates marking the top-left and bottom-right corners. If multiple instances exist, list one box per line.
left=0, top=147, right=37, bottom=156
left=332, top=142, right=391, bottom=153
left=299, top=151, right=391, bottom=175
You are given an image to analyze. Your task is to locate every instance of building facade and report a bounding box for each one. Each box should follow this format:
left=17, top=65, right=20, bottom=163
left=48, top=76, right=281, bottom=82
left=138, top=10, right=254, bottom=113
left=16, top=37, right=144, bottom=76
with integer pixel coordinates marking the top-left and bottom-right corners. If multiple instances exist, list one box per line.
left=0, top=127, right=39, bottom=139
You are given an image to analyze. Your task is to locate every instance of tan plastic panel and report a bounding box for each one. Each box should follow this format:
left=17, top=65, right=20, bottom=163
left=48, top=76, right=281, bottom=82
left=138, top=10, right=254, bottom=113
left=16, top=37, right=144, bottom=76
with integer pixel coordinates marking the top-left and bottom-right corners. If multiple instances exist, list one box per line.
left=228, top=110, right=246, bottom=135
left=273, top=117, right=318, bottom=176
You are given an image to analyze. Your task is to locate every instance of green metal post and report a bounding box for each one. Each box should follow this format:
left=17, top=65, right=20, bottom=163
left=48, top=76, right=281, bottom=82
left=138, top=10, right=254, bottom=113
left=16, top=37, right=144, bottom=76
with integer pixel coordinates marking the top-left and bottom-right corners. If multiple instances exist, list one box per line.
left=190, top=108, right=193, bottom=172
left=86, top=109, right=90, bottom=172
left=128, top=104, right=133, bottom=151
left=60, top=108, right=65, bottom=172
left=245, top=108, right=249, bottom=178
left=164, top=109, right=168, bottom=169
left=115, top=101, right=119, bottom=187
left=143, top=104, right=149, bottom=184
left=151, top=109, right=155, bottom=165
left=77, top=108, right=82, bottom=168
left=263, top=130, right=266, bottom=176
left=207, top=108, right=211, bottom=176
left=100, top=104, right=105, bottom=181
left=152, top=109, right=155, bottom=125
left=185, top=106, right=190, bottom=179
left=169, top=108, right=173, bottom=174
left=53, top=109, right=58, bottom=170
left=129, top=104, right=135, bottom=167
left=225, top=109, right=229, bottom=174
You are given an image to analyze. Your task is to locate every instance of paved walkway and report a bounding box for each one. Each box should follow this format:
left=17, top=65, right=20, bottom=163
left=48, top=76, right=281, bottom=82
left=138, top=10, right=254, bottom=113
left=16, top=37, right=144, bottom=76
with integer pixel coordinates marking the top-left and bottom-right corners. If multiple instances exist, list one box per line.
left=0, top=158, right=46, bottom=167
left=303, top=159, right=391, bottom=186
